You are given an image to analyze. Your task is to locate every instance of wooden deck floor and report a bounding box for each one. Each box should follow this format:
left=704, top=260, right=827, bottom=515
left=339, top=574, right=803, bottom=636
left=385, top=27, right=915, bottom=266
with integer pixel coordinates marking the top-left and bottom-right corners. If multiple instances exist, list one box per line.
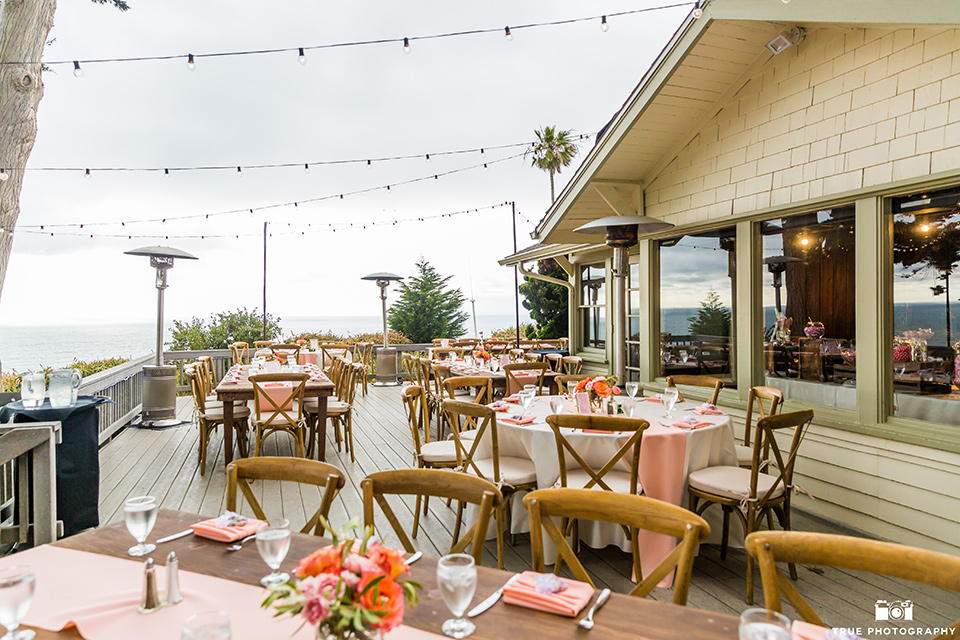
left=97, top=385, right=960, bottom=636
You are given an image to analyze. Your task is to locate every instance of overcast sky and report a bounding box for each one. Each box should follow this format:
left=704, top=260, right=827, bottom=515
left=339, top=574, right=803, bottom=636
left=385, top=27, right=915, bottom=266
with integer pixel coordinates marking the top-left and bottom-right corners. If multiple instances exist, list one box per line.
left=0, top=0, right=693, bottom=327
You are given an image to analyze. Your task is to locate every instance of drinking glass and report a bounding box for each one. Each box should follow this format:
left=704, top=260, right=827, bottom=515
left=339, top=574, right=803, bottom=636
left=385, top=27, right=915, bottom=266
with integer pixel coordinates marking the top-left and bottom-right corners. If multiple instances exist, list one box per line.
left=566, top=381, right=578, bottom=399
left=625, top=381, right=639, bottom=398
left=680, top=349, right=689, bottom=364
left=622, top=398, right=637, bottom=418
left=661, top=386, right=679, bottom=420
left=437, top=554, right=477, bottom=639
left=124, top=496, right=158, bottom=557
left=286, top=355, right=296, bottom=367
left=738, top=608, right=791, bottom=640
left=20, top=374, right=45, bottom=409
left=0, top=566, right=35, bottom=640
left=518, top=390, right=535, bottom=416
left=549, top=397, right=564, bottom=415
left=181, top=611, right=231, bottom=640
left=256, top=519, right=291, bottom=588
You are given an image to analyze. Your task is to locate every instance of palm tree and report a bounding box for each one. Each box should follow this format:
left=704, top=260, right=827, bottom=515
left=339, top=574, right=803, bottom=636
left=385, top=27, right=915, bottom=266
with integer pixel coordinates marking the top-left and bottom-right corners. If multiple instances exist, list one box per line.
left=528, top=126, right=579, bottom=203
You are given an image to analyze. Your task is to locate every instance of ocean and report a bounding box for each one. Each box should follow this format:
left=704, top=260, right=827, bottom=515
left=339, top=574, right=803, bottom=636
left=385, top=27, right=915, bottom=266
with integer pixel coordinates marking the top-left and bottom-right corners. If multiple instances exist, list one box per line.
left=0, top=313, right=532, bottom=373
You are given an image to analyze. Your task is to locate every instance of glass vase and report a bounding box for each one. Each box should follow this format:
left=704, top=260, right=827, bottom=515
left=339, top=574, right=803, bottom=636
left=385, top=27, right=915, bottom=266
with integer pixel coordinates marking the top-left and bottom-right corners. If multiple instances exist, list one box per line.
left=316, top=624, right=382, bottom=640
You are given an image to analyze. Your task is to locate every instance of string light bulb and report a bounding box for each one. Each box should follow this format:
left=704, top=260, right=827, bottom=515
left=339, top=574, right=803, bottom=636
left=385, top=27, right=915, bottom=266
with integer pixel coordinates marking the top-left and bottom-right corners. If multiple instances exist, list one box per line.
left=425, top=154, right=431, bottom=163
left=187, top=54, right=195, bottom=71
left=304, top=163, right=310, bottom=174
left=403, top=37, right=411, bottom=54
left=481, top=148, right=485, bottom=157
left=367, top=159, right=372, bottom=169
left=236, top=166, right=242, bottom=176
left=693, top=1, right=703, bottom=18
left=164, top=168, right=170, bottom=176
left=0, top=169, right=8, bottom=181
left=73, top=61, right=83, bottom=78
left=298, top=47, right=307, bottom=65
left=84, top=168, right=91, bottom=178
left=504, top=26, right=513, bottom=41
left=601, top=16, right=609, bottom=31
left=484, top=163, right=488, bottom=170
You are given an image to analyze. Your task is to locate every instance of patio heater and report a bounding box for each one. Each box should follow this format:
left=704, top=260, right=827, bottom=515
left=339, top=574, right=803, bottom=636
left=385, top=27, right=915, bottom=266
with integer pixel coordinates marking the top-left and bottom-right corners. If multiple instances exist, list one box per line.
left=764, top=255, right=804, bottom=314
left=361, top=272, right=404, bottom=386
left=575, top=215, right=674, bottom=384
left=125, top=246, right=198, bottom=427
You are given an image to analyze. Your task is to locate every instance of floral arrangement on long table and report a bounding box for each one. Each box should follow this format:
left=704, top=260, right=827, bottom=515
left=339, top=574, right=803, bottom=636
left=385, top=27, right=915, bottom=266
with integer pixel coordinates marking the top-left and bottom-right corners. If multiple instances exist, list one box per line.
left=262, top=519, right=421, bottom=640
left=573, top=375, right=620, bottom=404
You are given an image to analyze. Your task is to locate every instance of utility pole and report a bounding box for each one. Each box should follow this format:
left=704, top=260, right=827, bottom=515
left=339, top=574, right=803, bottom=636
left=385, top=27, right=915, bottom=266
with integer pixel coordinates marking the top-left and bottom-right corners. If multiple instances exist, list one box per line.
left=262, top=221, right=267, bottom=340
left=512, top=201, right=520, bottom=348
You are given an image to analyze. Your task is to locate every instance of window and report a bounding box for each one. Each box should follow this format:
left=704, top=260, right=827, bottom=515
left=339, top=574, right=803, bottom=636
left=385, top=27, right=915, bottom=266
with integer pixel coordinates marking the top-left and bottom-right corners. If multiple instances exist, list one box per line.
left=579, top=263, right=606, bottom=349
left=760, top=206, right=856, bottom=407
left=890, top=187, right=960, bottom=426
left=658, top=227, right=736, bottom=387
left=627, top=262, right=641, bottom=381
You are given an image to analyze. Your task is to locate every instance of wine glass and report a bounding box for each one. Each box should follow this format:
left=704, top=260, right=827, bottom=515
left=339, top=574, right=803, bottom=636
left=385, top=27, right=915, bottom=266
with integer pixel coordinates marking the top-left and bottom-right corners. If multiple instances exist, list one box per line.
left=181, top=611, right=231, bottom=640
left=518, top=389, right=535, bottom=416
left=738, top=608, right=791, bottom=640
left=661, top=386, right=679, bottom=420
left=622, top=398, right=637, bottom=418
left=680, top=349, right=689, bottom=364
left=437, top=554, right=477, bottom=639
left=566, top=381, right=578, bottom=399
left=0, top=566, right=35, bottom=640
left=549, top=397, right=564, bottom=416
left=256, top=519, right=291, bottom=588
left=124, top=496, right=158, bottom=557
left=625, top=381, right=639, bottom=398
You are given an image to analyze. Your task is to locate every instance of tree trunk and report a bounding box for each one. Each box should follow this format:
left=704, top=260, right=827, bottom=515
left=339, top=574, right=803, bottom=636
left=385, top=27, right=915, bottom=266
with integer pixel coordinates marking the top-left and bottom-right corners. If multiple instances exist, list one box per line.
left=0, top=0, right=57, bottom=304
left=549, top=169, right=555, bottom=203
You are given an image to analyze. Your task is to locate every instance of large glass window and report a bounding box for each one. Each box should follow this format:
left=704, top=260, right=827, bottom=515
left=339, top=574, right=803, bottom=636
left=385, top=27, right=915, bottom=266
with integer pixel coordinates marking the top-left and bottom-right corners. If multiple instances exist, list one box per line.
left=579, top=263, right=606, bottom=349
left=760, top=206, right=856, bottom=407
left=658, top=227, right=736, bottom=387
left=627, top=262, right=641, bottom=381
left=890, top=187, right=960, bottom=426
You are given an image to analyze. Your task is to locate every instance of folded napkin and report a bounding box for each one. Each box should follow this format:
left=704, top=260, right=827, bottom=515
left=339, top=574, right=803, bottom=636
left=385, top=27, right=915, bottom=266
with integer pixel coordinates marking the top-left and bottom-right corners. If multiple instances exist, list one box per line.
left=501, top=415, right=535, bottom=425
left=644, top=396, right=662, bottom=402
left=221, top=379, right=239, bottom=384
left=502, top=571, right=594, bottom=617
left=504, top=395, right=520, bottom=404
left=672, top=418, right=710, bottom=429
left=581, top=429, right=615, bottom=434
left=487, top=402, right=510, bottom=412
left=693, top=404, right=724, bottom=415
left=262, top=381, right=290, bottom=388
left=792, top=621, right=830, bottom=640
left=189, top=515, right=264, bottom=542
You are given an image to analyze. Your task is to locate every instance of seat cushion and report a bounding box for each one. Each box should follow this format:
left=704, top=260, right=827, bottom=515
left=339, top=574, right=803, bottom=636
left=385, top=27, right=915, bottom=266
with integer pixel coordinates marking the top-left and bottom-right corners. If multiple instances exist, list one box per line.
left=457, top=428, right=478, bottom=440
left=468, top=456, right=537, bottom=486
left=202, top=405, right=251, bottom=420
left=735, top=444, right=753, bottom=466
left=421, top=440, right=458, bottom=463
left=304, top=400, right=350, bottom=414
left=688, top=465, right=784, bottom=502
left=563, top=469, right=640, bottom=495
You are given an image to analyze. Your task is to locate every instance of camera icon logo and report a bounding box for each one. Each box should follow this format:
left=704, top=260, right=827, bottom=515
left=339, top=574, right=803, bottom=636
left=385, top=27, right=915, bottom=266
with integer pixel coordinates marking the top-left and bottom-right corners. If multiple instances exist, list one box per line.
left=875, top=599, right=914, bottom=621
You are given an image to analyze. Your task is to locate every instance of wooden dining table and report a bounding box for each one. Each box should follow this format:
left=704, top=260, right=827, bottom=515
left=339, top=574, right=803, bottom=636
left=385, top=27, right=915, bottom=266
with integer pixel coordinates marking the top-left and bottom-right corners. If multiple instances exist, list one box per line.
left=215, top=371, right=335, bottom=463
left=24, top=509, right=739, bottom=640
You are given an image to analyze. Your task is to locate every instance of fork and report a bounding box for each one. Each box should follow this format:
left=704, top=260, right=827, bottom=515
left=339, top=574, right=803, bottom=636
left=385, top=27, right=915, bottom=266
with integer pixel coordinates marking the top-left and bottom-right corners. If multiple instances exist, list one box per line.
left=226, top=534, right=257, bottom=551
left=577, top=588, right=610, bottom=631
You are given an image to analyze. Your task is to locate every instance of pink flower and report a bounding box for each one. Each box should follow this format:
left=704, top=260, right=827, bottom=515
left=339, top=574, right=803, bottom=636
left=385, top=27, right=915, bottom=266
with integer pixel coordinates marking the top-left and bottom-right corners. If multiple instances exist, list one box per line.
left=300, top=573, right=346, bottom=604
left=339, top=570, right=360, bottom=588
left=585, top=380, right=594, bottom=390
left=302, top=596, right=330, bottom=624
left=611, top=386, right=621, bottom=395
left=343, top=553, right=381, bottom=576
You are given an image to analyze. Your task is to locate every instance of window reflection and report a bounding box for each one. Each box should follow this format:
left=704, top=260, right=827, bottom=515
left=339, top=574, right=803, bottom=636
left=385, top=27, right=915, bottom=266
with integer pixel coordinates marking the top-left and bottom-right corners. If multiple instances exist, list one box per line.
left=580, top=263, right=606, bottom=349
left=891, top=187, right=960, bottom=426
left=761, top=206, right=856, bottom=407
left=658, top=227, right=736, bottom=387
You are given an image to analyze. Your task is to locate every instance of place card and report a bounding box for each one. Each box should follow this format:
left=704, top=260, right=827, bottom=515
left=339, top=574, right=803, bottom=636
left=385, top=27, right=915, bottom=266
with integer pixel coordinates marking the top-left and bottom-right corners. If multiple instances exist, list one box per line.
left=575, top=392, right=591, bottom=415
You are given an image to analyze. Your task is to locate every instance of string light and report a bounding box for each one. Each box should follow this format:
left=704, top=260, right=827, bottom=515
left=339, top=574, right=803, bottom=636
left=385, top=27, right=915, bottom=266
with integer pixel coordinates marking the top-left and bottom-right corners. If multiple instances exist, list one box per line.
left=693, top=1, right=703, bottom=17
left=298, top=47, right=307, bottom=65
left=187, top=54, right=195, bottom=71
left=504, top=27, right=513, bottom=41
left=164, top=169, right=169, bottom=176
left=480, top=148, right=485, bottom=157
left=84, top=168, right=90, bottom=178
left=403, top=37, right=411, bottom=54
left=425, top=154, right=430, bottom=163
left=304, top=163, right=310, bottom=174
left=367, top=159, right=372, bottom=169
left=236, top=166, right=242, bottom=176
left=0, top=169, right=8, bottom=181
left=73, top=61, right=83, bottom=78
left=601, top=16, right=609, bottom=31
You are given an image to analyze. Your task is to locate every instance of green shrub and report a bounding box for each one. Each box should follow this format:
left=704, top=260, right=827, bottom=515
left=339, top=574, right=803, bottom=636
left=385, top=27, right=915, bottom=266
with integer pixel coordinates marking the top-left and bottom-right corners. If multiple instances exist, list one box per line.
left=1, top=357, right=130, bottom=392
left=490, top=324, right=535, bottom=340
left=170, top=307, right=282, bottom=350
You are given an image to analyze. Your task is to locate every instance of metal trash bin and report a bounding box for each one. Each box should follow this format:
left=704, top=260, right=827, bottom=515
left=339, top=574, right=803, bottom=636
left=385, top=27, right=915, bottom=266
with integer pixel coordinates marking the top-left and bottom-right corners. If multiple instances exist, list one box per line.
left=142, top=365, right=178, bottom=427
left=375, top=347, right=399, bottom=386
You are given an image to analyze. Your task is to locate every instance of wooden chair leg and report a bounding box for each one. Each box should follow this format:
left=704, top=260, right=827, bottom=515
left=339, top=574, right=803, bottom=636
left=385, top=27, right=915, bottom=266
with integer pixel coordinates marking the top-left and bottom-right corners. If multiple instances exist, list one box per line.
left=198, top=423, right=207, bottom=476
left=721, top=506, right=731, bottom=560
left=745, top=506, right=757, bottom=605
left=424, top=495, right=431, bottom=516
left=347, top=413, right=355, bottom=463
left=494, top=504, right=505, bottom=570
left=413, top=495, right=422, bottom=538
left=776, top=503, right=798, bottom=581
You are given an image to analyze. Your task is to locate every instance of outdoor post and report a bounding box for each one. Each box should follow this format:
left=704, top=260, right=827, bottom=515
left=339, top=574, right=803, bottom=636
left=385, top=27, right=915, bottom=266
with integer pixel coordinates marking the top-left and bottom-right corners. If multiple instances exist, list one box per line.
left=380, top=281, right=388, bottom=349
left=155, top=265, right=165, bottom=367
left=512, top=201, right=520, bottom=348
left=361, top=272, right=404, bottom=385
left=262, top=221, right=267, bottom=340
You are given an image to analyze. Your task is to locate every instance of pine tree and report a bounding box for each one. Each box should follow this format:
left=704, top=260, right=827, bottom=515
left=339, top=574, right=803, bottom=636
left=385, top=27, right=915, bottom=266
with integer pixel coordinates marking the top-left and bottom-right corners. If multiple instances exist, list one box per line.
left=388, top=259, right=469, bottom=343
left=687, top=288, right=731, bottom=337
left=519, top=259, right=569, bottom=339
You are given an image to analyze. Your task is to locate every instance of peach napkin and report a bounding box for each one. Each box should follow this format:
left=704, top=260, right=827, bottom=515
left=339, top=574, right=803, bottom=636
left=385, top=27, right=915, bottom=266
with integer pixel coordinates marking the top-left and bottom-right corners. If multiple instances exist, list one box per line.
left=487, top=402, right=510, bottom=412
left=644, top=396, right=662, bottom=402
left=672, top=419, right=710, bottom=430
left=502, top=571, right=595, bottom=617
left=501, top=415, right=535, bottom=425
left=189, top=517, right=264, bottom=542
left=792, top=621, right=829, bottom=640
left=504, top=395, right=520, bottom=404
left=582, top=429, right=615, bottom=434
left=693, top=405, right=724, bottom=415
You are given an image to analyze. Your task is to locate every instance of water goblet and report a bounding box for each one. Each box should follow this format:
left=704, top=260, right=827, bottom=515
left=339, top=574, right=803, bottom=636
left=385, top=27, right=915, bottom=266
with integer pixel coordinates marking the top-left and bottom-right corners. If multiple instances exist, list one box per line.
left=566, top=381, right=578, bottom=399
left=549, top=397, right=564, bottom=415
left=256, top=519, right=291, bottom=588
left=437, top=554, right=477, bottom=639
left=518, top=389, right=535, bottom=416
left=661, top=386, right=679, bottom=420
left=124, top=496, right=158, bottom=557
left=181, top=611, right=231, bottom=640
left=738, top=608, right=791, bottom=640
left=625, top=381, right=639, bottom=398
left=622, top=398, right=637, bottom=418
left=0, top=566, right=36, bottom=640
left=680, top=349, right=689, bottom=364
left=286, top=355, right=296, bottom=367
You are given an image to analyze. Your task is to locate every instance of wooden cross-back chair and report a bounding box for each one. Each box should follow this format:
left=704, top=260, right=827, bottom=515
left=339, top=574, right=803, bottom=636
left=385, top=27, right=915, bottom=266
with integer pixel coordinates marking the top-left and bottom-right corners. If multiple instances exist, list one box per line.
left=523, top=488, right=710, bottom=605
left=746, top=530, right=960, bottom=636
left=319, top=342, right=351, bottom=371
left=486, top=341, right=508, bottom=356
left=196, top=356, right=219, bottom=400
left=442, top=376, right=493, bottom=405
left=362, top=469, right=503, bottom=566
left=543, top=352, right=563, bottom=371
left=226, top=457, right=346, bottom=535
left=352, top=342, right=373, bottom=397
left=561, top=356, right=583, bottom=374
left=545, top=413, right=649, bottom=571
left=249, top=372, right=309, bottom=457
left=430, top=363, right=455, bottom=439
left=554, top=374, right=590, bottom=395
left=503, top=362, right=549, bottom=396
left=443, top=399, right=537, bottom=570
left=231, top=342, right=249, bottom=366
left=253, top=340, right=274, bottom=350
left=401, top=352, right=416, bottom=385
left=270, top=343, right=301, bottom=363
left=664, top=375, right=724, bottom=405
left=688, top=409, right=814, bottom=604
left=185, top=365, right=250, bottom=475
left=431, top=347, right=457, bottom=361
left=413, top=358, right=440, bottom=438
left=737, top=386, right=784, bottom=468
left=306, top=360, right=360, bottom=461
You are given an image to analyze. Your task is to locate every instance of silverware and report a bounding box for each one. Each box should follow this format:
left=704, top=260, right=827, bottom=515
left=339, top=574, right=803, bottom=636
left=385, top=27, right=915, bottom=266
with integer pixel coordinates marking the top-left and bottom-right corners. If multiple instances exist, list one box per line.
left=578, top=588, right=611, bottom=631
left=156, top=529, right=193, bottom=544
left=226, top=534, right=257, bottom=551
left=405, top=551, right=423, bottom=565
left=466, top=573, right=520, bottom=618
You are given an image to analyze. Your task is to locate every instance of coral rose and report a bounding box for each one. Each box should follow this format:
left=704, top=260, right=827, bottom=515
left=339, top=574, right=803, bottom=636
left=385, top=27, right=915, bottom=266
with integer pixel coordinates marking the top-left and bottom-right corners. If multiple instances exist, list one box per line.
left=593, top=380, right=609, bottom=396
left=367, top=543, right=409, bottom=580
left=296, top=546, right=342, bottom=578
left=343, top=553, right=380, bottom=576
left=358, top=574, right=405, bottom=632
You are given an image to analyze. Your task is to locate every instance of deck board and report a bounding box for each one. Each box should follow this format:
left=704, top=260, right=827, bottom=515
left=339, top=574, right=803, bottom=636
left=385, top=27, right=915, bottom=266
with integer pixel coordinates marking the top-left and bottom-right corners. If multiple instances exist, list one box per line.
left=94, top=385, right=960, bottom=633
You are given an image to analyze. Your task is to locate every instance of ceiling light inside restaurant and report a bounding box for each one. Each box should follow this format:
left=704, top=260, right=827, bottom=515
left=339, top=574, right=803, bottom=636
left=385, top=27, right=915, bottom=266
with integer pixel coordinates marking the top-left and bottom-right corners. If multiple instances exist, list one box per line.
left=800, top=237, right=810, bottom=246
left=921, top=224, right=931, bottom=232
left=765, top=27, right=804, bottom=55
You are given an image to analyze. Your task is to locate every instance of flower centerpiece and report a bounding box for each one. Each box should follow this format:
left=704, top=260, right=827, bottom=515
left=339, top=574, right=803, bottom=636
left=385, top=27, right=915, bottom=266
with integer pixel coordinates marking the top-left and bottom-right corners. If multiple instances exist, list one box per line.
left=297, top=339, right=308, bottom=347
left=473, top=347, right=491, bottom=363
left=573, top=375, right=620, bottom=412
left=262, top=519, right=421, bottom=640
